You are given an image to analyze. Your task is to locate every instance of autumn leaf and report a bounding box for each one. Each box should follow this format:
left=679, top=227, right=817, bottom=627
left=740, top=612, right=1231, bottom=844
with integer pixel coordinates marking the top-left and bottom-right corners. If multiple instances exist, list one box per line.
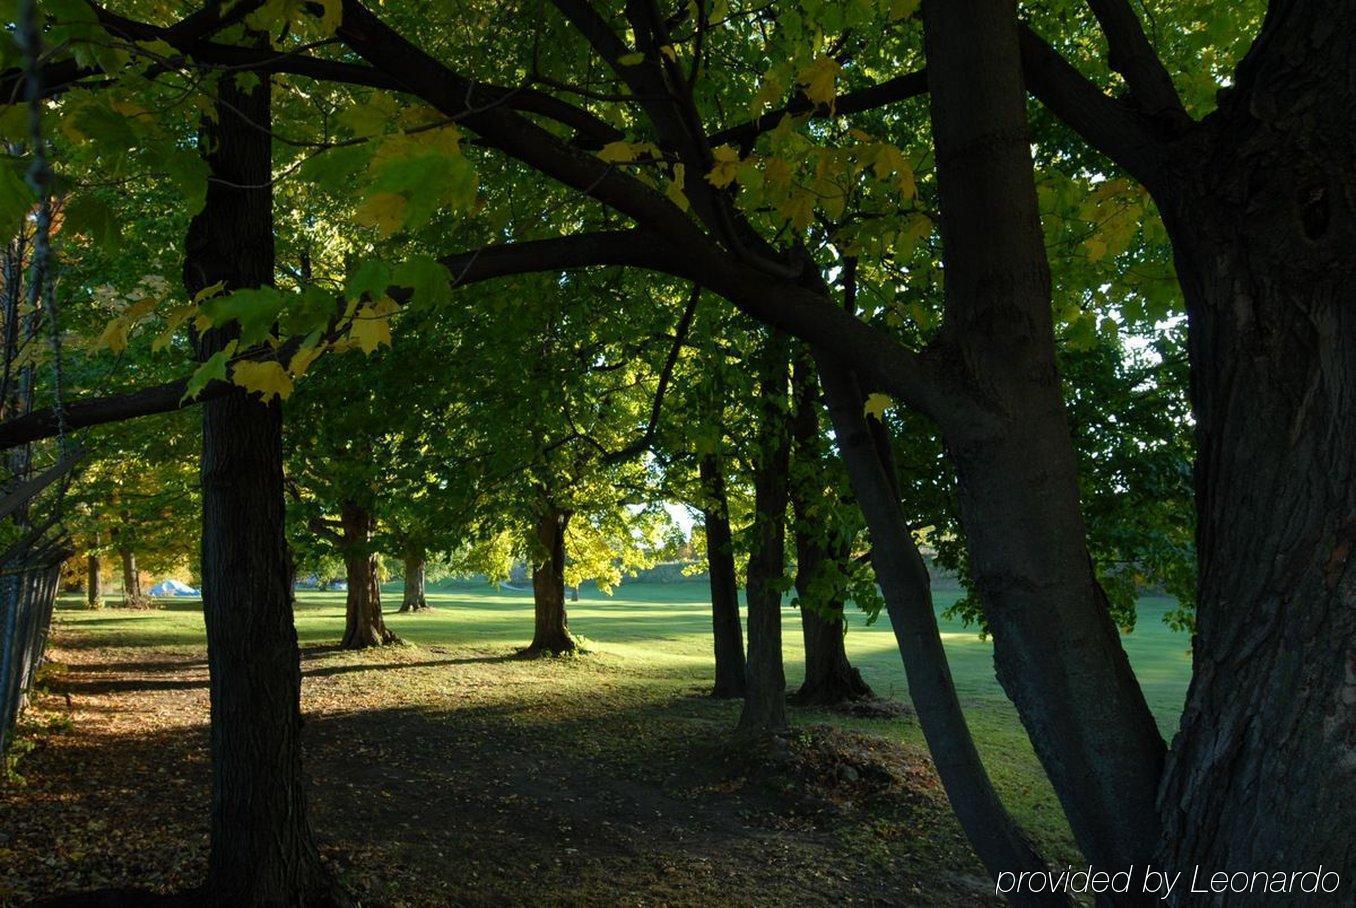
left=231, top=360, right=294, bottom=401
left=598, top=141, right=639, bottom=164
left=354, top=192, right=408, bottom=236
left=95, top=317, right=131, bottom=353
left=705, top=145, right=741, bottom=189
left=797, top=56, right=843, bottom=109
left=864, top=393, right=892, bottom=419
left=666, top=163, right=690, bottom=211
left=350, top=297, right=399, bottom=354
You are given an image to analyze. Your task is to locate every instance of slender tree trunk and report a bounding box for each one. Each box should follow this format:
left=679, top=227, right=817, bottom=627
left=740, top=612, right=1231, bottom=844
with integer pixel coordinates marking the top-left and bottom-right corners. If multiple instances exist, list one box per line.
left=1146, top=5, right=1356, bottom=873
left=120, top=548, right=146, bottom=608
left=399, top=548, right=429, bottom=612
left=920, top=3, right=1165, bottom=873
left=183, top=63, right=337, bottom=904
left=85, top=553, right=101, bottom=609
left=788, top=350, right=872, bottom=706
left=737, top=332, right=792, bottom=736
left=700, top=453, right=745, bottom=698
left=522, top=503, right=576, bottom=656
left=339, top=502, right=396, bottom=649
left=816, top=353, right=1059, bottom=898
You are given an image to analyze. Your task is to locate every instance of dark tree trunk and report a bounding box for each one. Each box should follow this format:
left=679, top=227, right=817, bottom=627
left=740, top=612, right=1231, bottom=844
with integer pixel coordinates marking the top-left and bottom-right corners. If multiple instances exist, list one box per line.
left=183, top=64, right=336, bottom=904
left=522, top=503, right=576, bottom=656
left=399, top=549, right=429, bottom=612
left=816, top=353, right=1060, bottom=897
left=339, top=502, right=396, bottom=649
left=85, top=553, right=101, bottom=609
left=1146, top=4, right=1356, bottom=875
left=120, top=549, right=146, bottom=608
left=787, top=350, right=873, bottom=707
left=700, top=452, right=745, bottom=698
left=920, top=3, right=1166, bottom=874
left=737, top=332, right=792, bottom=736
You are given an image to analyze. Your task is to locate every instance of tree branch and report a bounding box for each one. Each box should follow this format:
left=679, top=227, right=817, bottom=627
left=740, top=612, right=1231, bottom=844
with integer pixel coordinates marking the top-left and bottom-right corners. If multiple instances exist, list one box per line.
left=710, top=68, right=928, bottom=150
left=0, top=230, right=686, bottom=450
left=1016, top=24, right=1173, bottom=186
left=1084, top=0, right=1189, bottom=124
left=603, top=281, right=700, bottom=465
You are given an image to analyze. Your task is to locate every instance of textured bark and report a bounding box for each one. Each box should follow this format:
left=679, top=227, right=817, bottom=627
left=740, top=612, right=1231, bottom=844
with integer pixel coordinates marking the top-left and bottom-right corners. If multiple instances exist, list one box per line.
left=736, top=332, right=792, bottom=736
left=817, top=353, right=1060, bottom=899
left=339, top=502, right=396, bottom=649
left=700, top=453, right=746, bottom=698
left=183, top=64, right=336, bottom=904
left=787, top=353, right=872, bottom=707
left=522, top=504, right=576, bottom=656
left=85, top=553, right=101, bottom=609
left=399, top=550, right=429, bottom=612
left=921, top=2, right=1165, bottom=873
left=1146, top=2, right=1356, bottom=876
left=119, top=549, right=147, bottom=608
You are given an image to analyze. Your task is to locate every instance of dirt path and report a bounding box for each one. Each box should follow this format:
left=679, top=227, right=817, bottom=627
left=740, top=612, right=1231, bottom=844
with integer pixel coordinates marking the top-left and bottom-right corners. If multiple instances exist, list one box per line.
left=1, top=632, right=996, bottom=906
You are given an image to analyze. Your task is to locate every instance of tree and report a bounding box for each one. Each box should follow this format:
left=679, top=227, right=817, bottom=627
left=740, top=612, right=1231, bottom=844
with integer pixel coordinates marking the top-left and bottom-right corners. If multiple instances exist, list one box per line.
left=182, top=63, right=335, bottom=903
left=736, top=330, right=792, bottom=736
left=787, top=349, right=874, bottom=706
left=3, top=0, right=1349, bottom=887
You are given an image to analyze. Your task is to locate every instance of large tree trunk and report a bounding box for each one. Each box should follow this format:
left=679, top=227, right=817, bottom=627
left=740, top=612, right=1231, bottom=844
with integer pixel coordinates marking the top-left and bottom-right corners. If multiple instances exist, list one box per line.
left=700, top=453, right=745, bottom=698
left=339, top=502, right=396, bottom=649
left=183, top=64, right=336, bottom=904
left=1148, top=5, right=1356, bottom=874
left=119, top=548, right=146, bottom=608
left=920, top=3, right=1165, bottom=874
left=788, top=350, right=872, bottom=707
left=816, top=353, right=1059, bottom=899
left=399, top=549, right=429, bottom=612
left=85, top=553, right=101, bottom=609
left=522, top=503, right=577, bottom=656
left=736, top=332, right=792, bottom=736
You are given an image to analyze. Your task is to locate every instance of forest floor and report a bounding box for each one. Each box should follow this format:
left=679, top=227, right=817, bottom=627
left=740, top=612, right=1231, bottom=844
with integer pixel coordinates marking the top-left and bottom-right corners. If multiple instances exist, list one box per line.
left=1, top=586, right=1191, bottom=906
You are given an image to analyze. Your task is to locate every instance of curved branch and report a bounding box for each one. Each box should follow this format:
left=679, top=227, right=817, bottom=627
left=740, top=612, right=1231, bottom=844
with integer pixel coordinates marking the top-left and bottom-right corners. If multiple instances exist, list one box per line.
left=1084, top=0, right=1189, bottom=124
left=1017, top=23, right=1173, bottom=186
left=0, top=229, right=686, bottom=450
left=603, top=281, right=700, bottom=465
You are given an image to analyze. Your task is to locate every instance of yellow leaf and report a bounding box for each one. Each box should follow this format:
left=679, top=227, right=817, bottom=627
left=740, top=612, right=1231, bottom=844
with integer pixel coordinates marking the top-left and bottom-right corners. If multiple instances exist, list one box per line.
left=96, top=317, right=130, bottom=354
left=1084, top=234, right=1108, bottom=262
left=598, top=141, right=638, bottom=163
left=350, top=304, right=393, bottom=354
left=152, top=305, right=195, bottom=352
left=890, top=0, right=921, bottom=20
left=777, top=190, right=815, bottom=231
left=193, top=281, right=226, bottom=303
left=797, top=56, right=843, bottom=109
left=231, top=359, right=294, bottom=401
left=354, top=192, right=407, bottom=235
left=288, top=341, right=327, bottom=378
left=316, top=0, right=342, bottom=34
left=666, top=163, right=690, bottom=211
left=864, top=393, right=892, bottom=419
left=705, top=144, right=741, bottom=188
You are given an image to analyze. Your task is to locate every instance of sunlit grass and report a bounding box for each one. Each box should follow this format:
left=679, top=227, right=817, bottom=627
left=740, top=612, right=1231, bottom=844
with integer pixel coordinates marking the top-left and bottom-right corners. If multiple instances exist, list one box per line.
left=51, top=580, right=1192, bottom=862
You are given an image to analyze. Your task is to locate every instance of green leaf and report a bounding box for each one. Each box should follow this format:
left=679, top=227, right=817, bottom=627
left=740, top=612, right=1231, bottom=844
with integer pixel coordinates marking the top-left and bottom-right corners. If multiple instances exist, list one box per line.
left=182, top=343, right=236, bottom=403
left=63, top=195, right=120, bottom=247
left=201, top=287, right=285, bottom=347
left=345, top=259, right=391, bottom=301
left=392, top=255, right=452, bottom=309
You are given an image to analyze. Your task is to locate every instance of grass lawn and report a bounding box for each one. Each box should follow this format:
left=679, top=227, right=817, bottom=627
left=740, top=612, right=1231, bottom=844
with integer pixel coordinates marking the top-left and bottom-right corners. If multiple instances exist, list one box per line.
left=4, top=582, right=1192, bottom=905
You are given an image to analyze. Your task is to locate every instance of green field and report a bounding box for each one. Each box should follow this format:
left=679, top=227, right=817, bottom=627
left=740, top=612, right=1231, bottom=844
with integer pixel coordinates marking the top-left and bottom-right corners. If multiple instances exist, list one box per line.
left=62, top=580, right=1193, bottom=724
left=50, top=581, right=1192, bottom=857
